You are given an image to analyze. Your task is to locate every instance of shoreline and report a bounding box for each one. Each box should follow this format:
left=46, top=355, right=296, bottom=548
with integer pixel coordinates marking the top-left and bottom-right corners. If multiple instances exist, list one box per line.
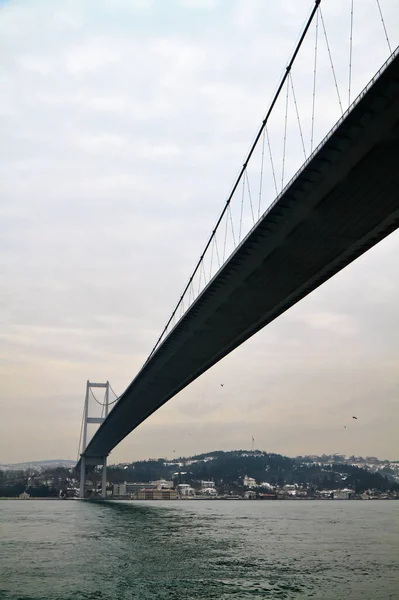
left=1, top=496, right=398, bottom=501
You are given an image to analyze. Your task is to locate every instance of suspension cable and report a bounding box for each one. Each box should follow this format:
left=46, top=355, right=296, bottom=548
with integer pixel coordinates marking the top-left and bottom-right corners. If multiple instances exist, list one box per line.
left=108, top=383, right=119, bottom=399
left=245, top=170, right=255, bottom=224
left=222, top=209, right=229, bottom=262
left=209, top=237, right=215, bottom=280
left=89, top=387, right=119, bottom=407
left=239, top=174, right=245, bottom=241
left=281, top=77, right=290, bottom=190
left=145, top=0, right=322, bottom=362
left=289, top=73, right=306, bottom=159
left=89, top=387, right=102, bottom=406
left=77, top=402, right=85, bottom=461
left=228, top=204, right=236, bottom=247
left=319, top=7, right=343, bottom=114
left=198, top=260, right=203, bottom=294
left=187, top=280, right=192, bottom=306
left=311, top=7, right=319, bottom=153
left=214, top=235, right=221, bottom=268
left=266, top=126, right=278, bottom=196
left=201, top=259, right=207, bottom=287
left=376, top=0, right=392, bottom=54
left=257, top=130, right=266, bottom=219
left=348, top=0, right=354, bottom=106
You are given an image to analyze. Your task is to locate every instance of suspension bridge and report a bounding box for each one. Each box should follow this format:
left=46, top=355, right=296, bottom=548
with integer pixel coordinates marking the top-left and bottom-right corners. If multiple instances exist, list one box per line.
left=77, top=0, right=399, bottom=497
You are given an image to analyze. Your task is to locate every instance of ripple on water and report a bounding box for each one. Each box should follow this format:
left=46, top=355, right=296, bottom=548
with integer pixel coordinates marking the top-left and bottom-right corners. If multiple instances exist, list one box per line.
left=0, top=500, right=399, bottom=599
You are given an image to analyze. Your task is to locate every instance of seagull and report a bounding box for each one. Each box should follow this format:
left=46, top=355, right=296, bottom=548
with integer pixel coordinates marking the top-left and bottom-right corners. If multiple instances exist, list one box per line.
left=352, top=416, right=358, bottom=420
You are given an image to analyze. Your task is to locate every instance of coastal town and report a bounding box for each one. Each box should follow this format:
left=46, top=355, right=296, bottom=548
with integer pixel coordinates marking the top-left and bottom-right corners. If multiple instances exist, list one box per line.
left=1, top=450, right=399, bottom=501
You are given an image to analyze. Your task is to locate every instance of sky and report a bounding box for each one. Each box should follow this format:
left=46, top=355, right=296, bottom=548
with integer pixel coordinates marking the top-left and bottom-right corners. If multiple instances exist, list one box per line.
left=1, top=0, right=398, bottom=464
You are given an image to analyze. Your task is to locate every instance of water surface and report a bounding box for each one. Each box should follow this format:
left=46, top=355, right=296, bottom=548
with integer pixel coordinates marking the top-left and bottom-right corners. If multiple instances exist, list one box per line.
left=1, top=500, right=398, bottom=599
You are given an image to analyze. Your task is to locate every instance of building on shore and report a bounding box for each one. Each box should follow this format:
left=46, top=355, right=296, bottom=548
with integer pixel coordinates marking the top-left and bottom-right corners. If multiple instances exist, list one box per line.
left=244, top=490, right=256, bottom=499
left=152, top=479, right=174, bottom=490
left=243, top=475, right=257, bottom=489
left=200, top=487, right=217, bottom=496
left=113, top=482, right=152, bottom=497
left=199, top=481, right=217, bottom=496
left=137, top=489, right=177, bottom=500
left=200, top=480, right=215, bottom=489
left=177, top=483, right=195, bottom=498
left=113, top=480, right=175, bottom=498
left=333, top=489, right=353, bottom=500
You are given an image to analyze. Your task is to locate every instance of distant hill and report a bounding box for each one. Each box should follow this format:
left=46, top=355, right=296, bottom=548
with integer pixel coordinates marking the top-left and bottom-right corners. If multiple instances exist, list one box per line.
left=108, top=449, right=399, bottom=494
left=1, top=451, right=398, bottom=496
left=0, top=459, right=76, bottom=471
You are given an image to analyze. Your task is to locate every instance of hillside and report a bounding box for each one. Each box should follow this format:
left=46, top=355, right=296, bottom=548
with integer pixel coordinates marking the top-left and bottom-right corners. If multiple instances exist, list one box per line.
left=1, top=450, right=398, bottom=498
left=108, top=450, right=399, bottom=494
left=0, top=459, right=76, bottom=471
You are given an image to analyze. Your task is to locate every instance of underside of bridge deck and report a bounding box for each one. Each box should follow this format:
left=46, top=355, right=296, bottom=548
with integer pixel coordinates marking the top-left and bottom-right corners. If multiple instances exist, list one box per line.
left=81, top=51, right=399, bottom=462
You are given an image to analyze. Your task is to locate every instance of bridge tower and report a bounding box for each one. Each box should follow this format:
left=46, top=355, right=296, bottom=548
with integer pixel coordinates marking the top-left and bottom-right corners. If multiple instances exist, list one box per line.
left=79, top=380, right=110, bottom=499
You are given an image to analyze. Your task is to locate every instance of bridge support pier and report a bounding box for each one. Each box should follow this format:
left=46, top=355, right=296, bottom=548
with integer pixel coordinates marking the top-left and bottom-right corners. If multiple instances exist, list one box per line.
left=79, top=455, right=86, bottom=499
left=78, top=380, right=110, bottom=499
left=101, top=456, right=107, bottom=499
left=79, top=455, right=108, bottom=498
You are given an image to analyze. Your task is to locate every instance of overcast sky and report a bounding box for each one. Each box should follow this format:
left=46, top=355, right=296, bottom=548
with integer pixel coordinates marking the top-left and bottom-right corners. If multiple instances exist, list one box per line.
left=1, top=0, right=398, bottom=464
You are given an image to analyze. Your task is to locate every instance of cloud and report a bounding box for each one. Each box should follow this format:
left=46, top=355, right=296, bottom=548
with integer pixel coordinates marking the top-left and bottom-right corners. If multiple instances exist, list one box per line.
left=294, top=312, right=359, bottom=336
left=0, top=0, right=398, bottom=462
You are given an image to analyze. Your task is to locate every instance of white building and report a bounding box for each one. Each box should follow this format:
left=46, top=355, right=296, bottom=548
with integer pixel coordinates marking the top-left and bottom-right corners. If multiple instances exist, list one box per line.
left=333, top=489, right=353, bottom=500
left=260, top=482, right=274, bottom=490
left=283, top=484, right=297, bottom=496
left=201, top=487, right=217, bottom=496
left=243, top=475, right=257, bottom=489
left=244, top=490, right=256, bottom=499
left=177, top=484, right=195, bottom=497
left=151, top=480, right=174, bottom=490
left=113, top=482, right=152, bottom=496
left=200, top=480, right=215, bottom=489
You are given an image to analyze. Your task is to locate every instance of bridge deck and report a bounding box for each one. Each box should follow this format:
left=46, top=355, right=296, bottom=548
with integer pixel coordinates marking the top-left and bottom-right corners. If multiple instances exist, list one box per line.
left=82, top=51, right=399, bottom=460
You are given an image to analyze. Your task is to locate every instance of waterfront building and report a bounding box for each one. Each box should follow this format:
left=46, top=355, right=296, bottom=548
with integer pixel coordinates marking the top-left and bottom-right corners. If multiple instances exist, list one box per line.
left=244, top=491, right=256, bottom=499
left=333, top=489, right=353, bottom=500
left=243, top=475, right=257, bottom=488
left=200, top=480, right=215, bottom=489
left=177, top=483, right=195, bottom=497
left=283, top=484, right=297, bottom=497
left=113, top=482, right=153, bottom=497
left=137, top=489, right=177, bottom=500
left=151, top=479, right=174, bottom=490
left=201, top=487, right=217, bottom=496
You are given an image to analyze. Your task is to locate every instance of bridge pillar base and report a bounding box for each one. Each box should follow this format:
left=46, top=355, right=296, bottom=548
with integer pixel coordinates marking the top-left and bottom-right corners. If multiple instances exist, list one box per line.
left=79, top=456, right=86, bottom=499
left=79, top=455, right=108, bottom=499
left=101, top=456, right=107, bottom=499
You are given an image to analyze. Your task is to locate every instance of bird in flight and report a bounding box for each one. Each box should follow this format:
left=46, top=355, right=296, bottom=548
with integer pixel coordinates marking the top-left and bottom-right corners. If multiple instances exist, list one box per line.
left=221, top=384, right=224, bottom=387
left=352, top=416, right=358, bottom=420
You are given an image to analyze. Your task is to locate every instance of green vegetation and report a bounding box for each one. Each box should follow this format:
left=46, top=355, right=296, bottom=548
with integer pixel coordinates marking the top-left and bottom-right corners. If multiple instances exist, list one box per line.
left=0, top=467, right=70, bottom=497
left=1, top=451, right=398, bottom=497
left=107, top=450, right=399, bottom=495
